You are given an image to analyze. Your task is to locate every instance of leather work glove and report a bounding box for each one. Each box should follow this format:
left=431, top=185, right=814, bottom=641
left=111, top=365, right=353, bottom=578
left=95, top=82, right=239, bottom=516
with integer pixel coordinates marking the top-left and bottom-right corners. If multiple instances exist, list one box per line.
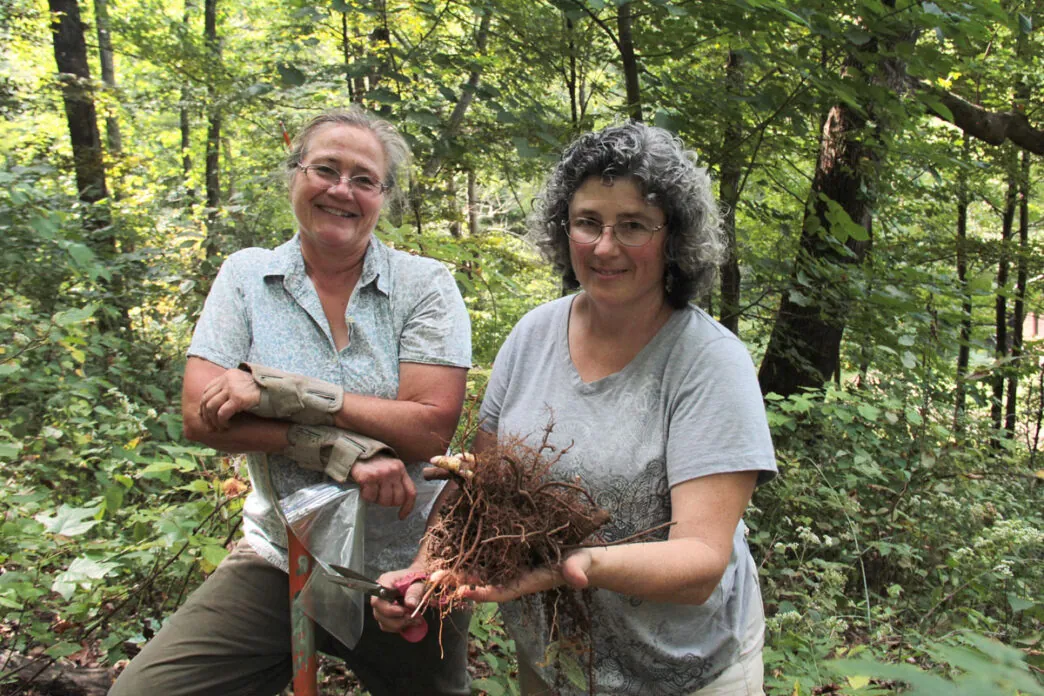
left=239, top=362, right=343, bottom=426
left=283, top=424, right=395, bottom=483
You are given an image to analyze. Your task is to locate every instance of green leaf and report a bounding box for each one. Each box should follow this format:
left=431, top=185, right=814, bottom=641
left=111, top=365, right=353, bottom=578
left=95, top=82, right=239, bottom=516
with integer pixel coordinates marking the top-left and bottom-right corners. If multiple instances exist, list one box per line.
left=1018, top=13, right=1032, bottom=33
left=45, top=641, right=82, bottom=659
left=277, top=63, right=307, bottom=87
left=201, top=545, right=229, bottom=568
left=844, top=29, right=872, bottom=45
left=857, top=404, right=880, bottom=421
left=901, top=351, right=917, bottom=369
left=35, top=505, right=101, bottom=537
left=66, top=242, right=96, bottom=267
left=52, top=557, right=119, bottom=599
left=367, top=87, right=401, bottom=104
left=54, top=305, right=95, bottom=327
left=918, top=93, right=954, bottom=122
left=1008, top=594, right=1035, bottom=613
left=0, top=441, right=22, bottom=460
left=470, top=678, right=505, bottom=696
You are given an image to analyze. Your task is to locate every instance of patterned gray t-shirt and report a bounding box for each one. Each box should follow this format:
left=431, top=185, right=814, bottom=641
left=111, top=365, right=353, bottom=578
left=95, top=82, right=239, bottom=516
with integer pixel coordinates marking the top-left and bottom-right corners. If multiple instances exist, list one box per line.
left=188, top=233, right=472, bottom=576
left=479, top=295, right=776, bottom=695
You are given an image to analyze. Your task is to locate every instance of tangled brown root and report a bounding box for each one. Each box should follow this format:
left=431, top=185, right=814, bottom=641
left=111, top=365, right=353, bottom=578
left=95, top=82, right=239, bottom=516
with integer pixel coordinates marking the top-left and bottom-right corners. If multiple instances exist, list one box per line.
left=422, top=418, right=610, bottom=599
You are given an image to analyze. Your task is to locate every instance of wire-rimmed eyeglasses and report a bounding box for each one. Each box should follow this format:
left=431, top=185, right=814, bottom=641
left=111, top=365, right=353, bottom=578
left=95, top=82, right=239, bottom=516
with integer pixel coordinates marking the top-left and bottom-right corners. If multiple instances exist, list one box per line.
left=565, top=217, right=665, bottom=247
left=297, top=163, right=389, bottom=196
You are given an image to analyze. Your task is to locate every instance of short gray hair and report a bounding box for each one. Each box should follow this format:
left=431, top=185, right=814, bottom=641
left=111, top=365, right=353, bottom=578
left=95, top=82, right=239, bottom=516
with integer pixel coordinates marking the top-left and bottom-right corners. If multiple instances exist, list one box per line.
left=285, top=107, right=411, bottom=206
left=533, top=122, right=725, bottom=308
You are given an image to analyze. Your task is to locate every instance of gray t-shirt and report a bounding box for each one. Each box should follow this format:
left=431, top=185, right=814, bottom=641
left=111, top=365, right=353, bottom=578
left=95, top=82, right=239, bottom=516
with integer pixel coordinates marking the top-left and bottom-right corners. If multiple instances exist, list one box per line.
left=188, top=233, right=472, bottom=576
left=479, top=295, right=776, bottom=695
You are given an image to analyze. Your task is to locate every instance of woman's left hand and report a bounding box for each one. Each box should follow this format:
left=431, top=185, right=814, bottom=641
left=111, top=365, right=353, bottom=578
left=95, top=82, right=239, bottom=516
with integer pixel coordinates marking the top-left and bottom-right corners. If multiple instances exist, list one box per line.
left=198, top=368, right=261, bottom=431
left=454, top=548, right=595, bottom=603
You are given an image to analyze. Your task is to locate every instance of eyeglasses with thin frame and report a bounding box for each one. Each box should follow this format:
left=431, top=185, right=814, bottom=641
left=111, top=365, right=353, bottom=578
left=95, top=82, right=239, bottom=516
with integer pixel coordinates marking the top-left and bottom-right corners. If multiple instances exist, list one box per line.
left=566, top=217, right=666, bottom=247
left=296, top=163, right=389, bottom=196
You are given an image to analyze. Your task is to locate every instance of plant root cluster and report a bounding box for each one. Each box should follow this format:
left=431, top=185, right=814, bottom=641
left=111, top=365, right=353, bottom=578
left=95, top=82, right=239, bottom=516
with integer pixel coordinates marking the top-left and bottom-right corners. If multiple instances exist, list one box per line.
left=418, top=420, right=610, bottom=613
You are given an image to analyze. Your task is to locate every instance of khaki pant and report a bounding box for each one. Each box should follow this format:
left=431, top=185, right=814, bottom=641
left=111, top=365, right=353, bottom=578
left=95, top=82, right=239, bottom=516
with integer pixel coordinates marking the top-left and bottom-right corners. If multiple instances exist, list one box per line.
left=109, top=540, right=470, bottom=696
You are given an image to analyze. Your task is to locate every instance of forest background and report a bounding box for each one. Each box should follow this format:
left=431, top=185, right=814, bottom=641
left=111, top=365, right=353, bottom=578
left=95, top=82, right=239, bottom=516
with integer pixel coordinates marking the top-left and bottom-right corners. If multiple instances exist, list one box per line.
left=1, top=0, right=1042, bottom=693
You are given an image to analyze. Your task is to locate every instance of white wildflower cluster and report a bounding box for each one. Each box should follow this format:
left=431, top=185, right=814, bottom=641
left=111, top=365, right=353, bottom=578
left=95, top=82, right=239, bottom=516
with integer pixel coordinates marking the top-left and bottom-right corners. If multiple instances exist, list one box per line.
left=950, top=547, right=973, bottom=563
left=797, top=525, right=822, bottom=545
left=992, top=560, right=1014, bottom=579
left=766, top=609, right=803, bottom=633
left=975, top=519, right=1042, bottom=552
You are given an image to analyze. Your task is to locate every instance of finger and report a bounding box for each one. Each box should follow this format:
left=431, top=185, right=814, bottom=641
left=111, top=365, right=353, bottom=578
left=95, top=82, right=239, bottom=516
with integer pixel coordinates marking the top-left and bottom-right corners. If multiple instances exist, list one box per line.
left=422, top=466, right=450, bottom=481
left=398, top=473, right=416, bottom=520
left=360, top=483, right=378, bottom=503
left=376, top=480, right=399, bottom=509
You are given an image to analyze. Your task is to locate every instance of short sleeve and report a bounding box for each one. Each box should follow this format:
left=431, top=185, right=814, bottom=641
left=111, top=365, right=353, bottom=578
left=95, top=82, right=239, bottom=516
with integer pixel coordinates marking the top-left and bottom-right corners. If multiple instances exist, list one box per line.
left=477, top=323, right=521, bottom=434
left=187, top=257, right=252, bottom=368
left=666, top=337, right=777, bottom=488
left=398, top=264, right=472, bottom=368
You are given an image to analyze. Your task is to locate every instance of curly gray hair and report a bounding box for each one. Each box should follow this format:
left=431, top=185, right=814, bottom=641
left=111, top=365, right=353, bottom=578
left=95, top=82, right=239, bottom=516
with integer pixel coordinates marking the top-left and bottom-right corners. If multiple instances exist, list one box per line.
left=534, top=122, right=725, bottom=308
left=285, top=107, right=411, bottom=208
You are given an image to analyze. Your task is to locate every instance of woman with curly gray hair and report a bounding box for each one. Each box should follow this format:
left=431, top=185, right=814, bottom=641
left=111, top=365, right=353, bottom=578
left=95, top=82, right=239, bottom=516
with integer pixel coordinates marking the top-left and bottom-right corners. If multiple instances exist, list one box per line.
left=375, top=122, right=776, bottom=695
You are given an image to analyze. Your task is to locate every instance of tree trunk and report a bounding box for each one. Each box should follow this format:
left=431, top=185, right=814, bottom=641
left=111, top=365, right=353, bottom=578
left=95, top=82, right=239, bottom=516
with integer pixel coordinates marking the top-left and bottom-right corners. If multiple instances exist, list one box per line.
left=757, top=96, right=876, bottom=396
left=181, top=0, right=194, bottom=195
left=565, top=14, right=579, bottom=130
left=448, top=173, right=461, bottom=238
left=718, top=48, right=744, bottom=335
left=204, top=0, right=221, bottom=258
left=991, top=154, right=1016, bottom=438
left=1004, top=150, right=1031, bottom=434
left=421, top=9, right=491, bottom=179
left=616, top=2, right=641, bottom=122
left=49, top=0, right=108, bottom=205
left=953, top=141, right=972, bottom=432
left=467, top=169, right=479, bottom=237
left=49, top=0, right=128, bottom=333
left=93, top=0, right=121, bottom=155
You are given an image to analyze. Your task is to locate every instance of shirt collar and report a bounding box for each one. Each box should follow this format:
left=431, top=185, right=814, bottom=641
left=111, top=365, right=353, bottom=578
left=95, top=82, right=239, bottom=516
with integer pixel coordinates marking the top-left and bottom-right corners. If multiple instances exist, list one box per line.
left=263, top=233, right=390, bottom=296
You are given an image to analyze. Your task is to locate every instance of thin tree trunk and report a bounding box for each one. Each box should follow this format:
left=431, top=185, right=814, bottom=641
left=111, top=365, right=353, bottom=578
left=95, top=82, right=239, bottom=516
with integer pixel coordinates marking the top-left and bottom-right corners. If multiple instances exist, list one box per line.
left=448, top=173, right=461, bottom=238
left=467, top=169, right=479, bottom=237
left=421, top=9, right=491, bottom=178
left=93, top=0, right=121, bottom=156
left=180, top=1, right=194, bottom=201
left=718, top=49, right=744, bottom=335
left=203, top=0, right=221, bottom=258
left=1004, top=150, right=1031, bottom=433
left=49, top=0, right=108, bottom=205
left=565, top=14, right=579, bottom=130
left=953, top=141, right=972, bottom=431
left=991, top=154, right=1016, bottom=438
left=616, top=2, right=641, bottom=122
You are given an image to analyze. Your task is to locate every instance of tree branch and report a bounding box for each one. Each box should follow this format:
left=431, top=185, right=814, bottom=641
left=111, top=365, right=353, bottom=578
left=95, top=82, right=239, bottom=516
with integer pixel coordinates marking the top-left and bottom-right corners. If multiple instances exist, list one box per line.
left=913, top=79, right=1044, bottom=155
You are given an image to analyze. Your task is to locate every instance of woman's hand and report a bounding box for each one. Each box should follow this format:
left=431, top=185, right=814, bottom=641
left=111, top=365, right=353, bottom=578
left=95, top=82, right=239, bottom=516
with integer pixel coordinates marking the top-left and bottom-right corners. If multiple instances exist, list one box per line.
left=371, top=566, right=429, bottom=635
left=351, top=454, right=417, bottom=520
left=198, top=368, right=261, bottom=431
left=451, top=549, right=595, bottom=603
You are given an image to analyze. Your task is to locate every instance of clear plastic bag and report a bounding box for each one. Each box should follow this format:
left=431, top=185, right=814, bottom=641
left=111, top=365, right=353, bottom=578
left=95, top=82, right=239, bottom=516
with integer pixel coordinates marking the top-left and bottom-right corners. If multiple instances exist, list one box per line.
left=280, top=482, right=367, bottom=649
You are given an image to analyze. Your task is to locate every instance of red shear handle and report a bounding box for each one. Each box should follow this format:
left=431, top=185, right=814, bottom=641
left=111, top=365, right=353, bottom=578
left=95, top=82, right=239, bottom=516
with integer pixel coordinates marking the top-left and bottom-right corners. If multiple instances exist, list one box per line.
left=392, top=571, right=430, bottom=643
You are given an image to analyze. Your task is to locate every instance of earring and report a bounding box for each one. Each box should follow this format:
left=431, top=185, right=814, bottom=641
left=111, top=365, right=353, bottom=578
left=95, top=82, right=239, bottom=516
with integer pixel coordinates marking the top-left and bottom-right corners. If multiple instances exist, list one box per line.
left=665, top=267, right=675, bottom=295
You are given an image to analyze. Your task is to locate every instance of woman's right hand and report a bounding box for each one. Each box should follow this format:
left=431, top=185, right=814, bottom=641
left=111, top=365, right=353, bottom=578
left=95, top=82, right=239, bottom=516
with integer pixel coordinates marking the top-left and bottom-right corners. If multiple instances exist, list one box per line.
left=198, top=368, right=261, bottom=431
left=371, top=566, right=429, bottom=634
left=351, top=454, right=417, bottom=520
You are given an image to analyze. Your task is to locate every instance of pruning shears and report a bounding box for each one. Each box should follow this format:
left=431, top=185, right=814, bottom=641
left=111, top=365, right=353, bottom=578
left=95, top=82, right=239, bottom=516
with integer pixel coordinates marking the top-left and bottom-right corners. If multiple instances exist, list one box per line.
left=328, top=564, right=430, bottom=643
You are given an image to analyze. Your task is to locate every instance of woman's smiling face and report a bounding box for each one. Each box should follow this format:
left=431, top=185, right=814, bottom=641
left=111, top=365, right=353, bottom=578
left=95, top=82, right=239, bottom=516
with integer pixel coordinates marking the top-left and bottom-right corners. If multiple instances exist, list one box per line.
left=567, top=175, right=668, bottom=311
left=290, top=123, right=386, bottom=255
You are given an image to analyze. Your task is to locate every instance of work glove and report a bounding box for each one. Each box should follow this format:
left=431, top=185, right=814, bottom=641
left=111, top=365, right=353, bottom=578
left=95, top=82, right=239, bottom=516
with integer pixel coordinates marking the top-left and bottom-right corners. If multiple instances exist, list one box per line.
left=240, top=362, right=343, bottom=426
left=283, top=424, right=394, bottom=483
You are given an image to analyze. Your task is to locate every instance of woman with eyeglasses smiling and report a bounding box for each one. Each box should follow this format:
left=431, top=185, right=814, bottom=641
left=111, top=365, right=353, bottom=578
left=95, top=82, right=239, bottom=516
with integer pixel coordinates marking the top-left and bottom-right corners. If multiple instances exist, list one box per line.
left=111, top=108, right=472, bottom=696
left=375, top=122, right=777, bottom=695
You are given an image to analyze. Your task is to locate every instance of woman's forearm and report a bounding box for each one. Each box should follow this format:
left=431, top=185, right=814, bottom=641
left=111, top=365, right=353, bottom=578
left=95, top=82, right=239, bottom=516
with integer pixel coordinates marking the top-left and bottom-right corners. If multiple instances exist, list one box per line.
left=582, top=537, right=727, bottom=605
